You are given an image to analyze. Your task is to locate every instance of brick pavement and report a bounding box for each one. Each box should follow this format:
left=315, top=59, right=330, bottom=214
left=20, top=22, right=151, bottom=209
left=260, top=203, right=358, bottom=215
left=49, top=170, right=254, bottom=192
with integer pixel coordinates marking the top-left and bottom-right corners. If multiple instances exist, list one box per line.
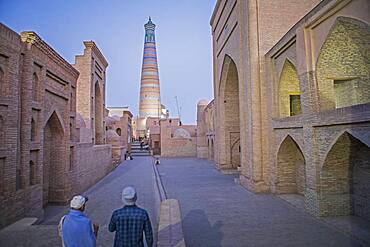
left=0, top=157, right=158, bottom=247
left=158, top=158, right=369, bottom=247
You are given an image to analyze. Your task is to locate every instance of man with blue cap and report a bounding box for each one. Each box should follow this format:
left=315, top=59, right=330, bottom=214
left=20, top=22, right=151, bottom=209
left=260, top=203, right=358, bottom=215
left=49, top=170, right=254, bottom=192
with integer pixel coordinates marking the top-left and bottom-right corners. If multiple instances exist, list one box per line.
left=109, top=186, right=153, bottom=247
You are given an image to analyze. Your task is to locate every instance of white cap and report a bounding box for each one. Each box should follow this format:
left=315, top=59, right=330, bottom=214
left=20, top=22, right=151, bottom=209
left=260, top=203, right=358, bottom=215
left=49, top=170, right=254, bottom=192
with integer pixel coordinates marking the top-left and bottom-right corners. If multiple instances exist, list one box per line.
left=70, top=195, right=88, bottom=209
left=122, top=186, right=137, bottom=205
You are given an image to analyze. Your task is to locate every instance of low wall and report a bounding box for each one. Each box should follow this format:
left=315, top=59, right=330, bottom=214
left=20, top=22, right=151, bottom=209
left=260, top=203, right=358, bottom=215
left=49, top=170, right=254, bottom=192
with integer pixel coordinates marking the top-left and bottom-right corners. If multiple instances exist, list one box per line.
left=112, top=146, right=126, bottom=164
left=161, top=138, right=196, bottom=157
left=70, top=143, right=113, bottom=195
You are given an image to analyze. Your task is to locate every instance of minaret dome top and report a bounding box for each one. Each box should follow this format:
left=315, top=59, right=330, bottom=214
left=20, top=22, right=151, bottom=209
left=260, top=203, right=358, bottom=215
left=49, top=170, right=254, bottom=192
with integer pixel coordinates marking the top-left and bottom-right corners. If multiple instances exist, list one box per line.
left=144, top=17, right=156, bottom=31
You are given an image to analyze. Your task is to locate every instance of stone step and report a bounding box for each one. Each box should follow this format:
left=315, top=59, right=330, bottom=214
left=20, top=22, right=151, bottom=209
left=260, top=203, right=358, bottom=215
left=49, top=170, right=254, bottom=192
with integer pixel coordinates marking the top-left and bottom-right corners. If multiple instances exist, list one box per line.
left=131, top=153, right=151, bottom=156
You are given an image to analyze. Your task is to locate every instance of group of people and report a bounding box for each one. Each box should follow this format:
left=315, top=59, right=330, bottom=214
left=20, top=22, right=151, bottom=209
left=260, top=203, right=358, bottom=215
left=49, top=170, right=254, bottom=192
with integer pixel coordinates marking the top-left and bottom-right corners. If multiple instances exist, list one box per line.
left=59, top=186, right=153, bottom=247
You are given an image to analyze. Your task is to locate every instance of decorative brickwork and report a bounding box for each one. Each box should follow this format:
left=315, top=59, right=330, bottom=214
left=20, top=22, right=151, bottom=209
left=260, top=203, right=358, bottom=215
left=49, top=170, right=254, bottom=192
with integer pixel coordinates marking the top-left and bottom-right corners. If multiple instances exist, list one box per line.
left=316, top=17, right=370, bottom=111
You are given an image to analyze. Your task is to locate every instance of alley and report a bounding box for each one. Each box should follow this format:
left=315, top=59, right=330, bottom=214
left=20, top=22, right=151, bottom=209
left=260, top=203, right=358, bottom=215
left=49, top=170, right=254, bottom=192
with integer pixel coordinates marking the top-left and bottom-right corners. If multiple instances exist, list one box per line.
left=158, top=158, right=368, bottom=247
left=0, top=157, right=158, bottom=247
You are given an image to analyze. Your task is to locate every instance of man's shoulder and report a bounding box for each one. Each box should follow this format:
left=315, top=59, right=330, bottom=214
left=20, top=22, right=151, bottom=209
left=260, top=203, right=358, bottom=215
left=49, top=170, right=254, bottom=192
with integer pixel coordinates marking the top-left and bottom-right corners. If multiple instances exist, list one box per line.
left=114, top=206, right=148, bottom=216
left=66, top=211, right=92, bottom=223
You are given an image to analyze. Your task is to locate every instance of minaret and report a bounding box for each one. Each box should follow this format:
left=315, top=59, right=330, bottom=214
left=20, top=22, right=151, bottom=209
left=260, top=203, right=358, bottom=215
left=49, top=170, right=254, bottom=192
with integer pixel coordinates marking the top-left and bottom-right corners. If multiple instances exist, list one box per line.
left=139, top=17, right=161, bottom=118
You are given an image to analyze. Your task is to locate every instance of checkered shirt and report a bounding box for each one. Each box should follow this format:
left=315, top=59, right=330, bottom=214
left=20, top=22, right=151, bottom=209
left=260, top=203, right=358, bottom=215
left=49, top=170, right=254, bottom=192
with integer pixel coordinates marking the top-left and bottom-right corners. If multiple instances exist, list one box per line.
left=109, top=205, right=153, bottom=247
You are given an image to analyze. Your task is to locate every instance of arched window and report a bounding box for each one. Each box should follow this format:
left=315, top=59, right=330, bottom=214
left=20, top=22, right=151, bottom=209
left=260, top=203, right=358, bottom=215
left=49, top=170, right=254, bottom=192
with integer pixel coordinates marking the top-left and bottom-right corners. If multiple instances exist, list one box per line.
left=29, top=161, right=36, bottom=185
left=32, top=73, right=38, bottom=101
left=278, top=60, right=301, bottom=117
left=31, top=118, right=36, bottom=141
left=116, top=128, right=122, bottom=136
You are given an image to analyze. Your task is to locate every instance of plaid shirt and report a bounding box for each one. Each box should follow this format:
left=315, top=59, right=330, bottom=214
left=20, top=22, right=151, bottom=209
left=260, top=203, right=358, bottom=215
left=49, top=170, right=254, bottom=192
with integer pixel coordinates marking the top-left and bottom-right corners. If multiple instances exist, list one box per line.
left=109, top=205, right=153, bottom=247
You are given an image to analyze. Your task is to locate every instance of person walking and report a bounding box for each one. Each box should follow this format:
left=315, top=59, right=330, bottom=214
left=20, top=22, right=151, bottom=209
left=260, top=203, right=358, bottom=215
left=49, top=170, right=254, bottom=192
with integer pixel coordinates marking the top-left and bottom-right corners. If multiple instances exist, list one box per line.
left=109, top=186, right=153, bottom=247
left=59, top=195, right=98, bottom=247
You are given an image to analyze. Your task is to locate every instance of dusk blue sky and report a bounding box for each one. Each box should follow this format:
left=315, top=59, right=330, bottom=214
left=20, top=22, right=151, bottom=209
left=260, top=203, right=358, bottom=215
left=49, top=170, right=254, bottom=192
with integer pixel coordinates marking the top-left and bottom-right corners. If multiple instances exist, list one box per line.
left=0, top=0, right=216, bottom=124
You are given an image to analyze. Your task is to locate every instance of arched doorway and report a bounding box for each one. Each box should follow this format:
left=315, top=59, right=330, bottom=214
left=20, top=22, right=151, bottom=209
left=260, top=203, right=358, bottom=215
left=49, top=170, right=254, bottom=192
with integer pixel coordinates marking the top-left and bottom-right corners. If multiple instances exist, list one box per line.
left=95, top=81, right=103, bottom=144
left=231, top=138, right=240, bottom=168
left=43, top=111, right=65, bottom=207
left=276, top=135, right=305, bottom=195
left=218, top=55, right=240, bottom=169
left=320, top=132, right=370, bottom=220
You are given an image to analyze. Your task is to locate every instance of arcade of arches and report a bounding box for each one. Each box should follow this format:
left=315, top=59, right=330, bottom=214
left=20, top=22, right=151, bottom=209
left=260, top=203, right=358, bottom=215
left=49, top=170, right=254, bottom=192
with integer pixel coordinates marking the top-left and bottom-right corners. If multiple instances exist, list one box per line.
left=202, top=0, right=370, bottom=222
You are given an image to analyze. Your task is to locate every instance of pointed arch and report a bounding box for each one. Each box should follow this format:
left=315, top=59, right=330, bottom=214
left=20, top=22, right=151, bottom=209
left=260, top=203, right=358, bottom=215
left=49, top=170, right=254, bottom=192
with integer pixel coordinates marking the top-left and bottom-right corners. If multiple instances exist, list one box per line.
left=278, top=59, right=302, bottom=117
left=43, top=108, right=66, bottom=134
left=217, top=54, right=240, bottom=169
left=94, top=80, right=103, bottom=144
left=43, top=110, right=65, bottom=206
left=276, top=135, right=306, bottom=195
left=320, top=131, right=370, bottom=220
left=316, top=17, right=370, bottom=111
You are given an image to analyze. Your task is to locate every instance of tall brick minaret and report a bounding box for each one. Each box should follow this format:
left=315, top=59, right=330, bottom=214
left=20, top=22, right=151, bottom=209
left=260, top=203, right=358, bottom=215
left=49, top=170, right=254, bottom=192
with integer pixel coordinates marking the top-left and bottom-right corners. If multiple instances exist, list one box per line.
left=139, top=17, right=161, bottom=118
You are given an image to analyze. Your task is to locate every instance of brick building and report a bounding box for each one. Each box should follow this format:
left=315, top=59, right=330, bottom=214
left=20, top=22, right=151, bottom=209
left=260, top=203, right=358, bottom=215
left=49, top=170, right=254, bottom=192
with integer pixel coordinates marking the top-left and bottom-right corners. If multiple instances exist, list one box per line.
left=74, top=41, right=108, bottom=145
left=106, top=107, right=133, bottom=162
left=159, top=118, right=197, bottom=157
left=198, top=99, right=215, bottom=161
left=207, top=0, right=370, bottom=220
left=0, top=24, right=113, bottom=228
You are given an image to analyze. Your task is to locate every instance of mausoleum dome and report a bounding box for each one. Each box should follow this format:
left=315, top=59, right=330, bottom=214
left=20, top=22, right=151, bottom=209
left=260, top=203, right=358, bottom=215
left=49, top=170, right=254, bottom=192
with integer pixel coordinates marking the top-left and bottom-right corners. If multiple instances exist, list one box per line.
left=106, top=129, right=120, bottom=142
left=173, top=128, right=191, bottom=139
left=197, top=99, right=208, bottom=106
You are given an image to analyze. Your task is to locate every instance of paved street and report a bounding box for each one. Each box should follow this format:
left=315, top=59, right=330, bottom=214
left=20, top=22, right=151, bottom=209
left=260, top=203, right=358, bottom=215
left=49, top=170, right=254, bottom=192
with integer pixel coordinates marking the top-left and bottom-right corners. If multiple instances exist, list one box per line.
left=0, top=157, right=158, bottom=247
left=158, top=158, right=369, bottom=247
left=1, top=156, right=369, bottom=247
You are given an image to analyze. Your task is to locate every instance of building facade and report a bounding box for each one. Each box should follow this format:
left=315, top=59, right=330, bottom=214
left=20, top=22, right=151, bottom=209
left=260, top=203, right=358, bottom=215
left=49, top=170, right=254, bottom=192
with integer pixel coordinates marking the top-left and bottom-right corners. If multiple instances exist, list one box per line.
left=106, top=107, right=133, bottom=162
left=209, top=0, right=370, bottom=220
left=74, top=41, right=108, bottom=145
left=0, top=24, right=113, bottom=228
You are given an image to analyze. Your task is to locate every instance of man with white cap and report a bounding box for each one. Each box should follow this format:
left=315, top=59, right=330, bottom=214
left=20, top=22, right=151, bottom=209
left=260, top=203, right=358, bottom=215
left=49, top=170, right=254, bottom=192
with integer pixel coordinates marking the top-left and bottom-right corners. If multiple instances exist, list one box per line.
left=59, top=195, right=97, bottom=247
left=109, top=186, right=153, bottom=247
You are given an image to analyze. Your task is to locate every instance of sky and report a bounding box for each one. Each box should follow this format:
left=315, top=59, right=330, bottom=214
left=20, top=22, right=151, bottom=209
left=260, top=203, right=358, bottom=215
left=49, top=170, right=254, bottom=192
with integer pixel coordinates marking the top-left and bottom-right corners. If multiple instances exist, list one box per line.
left=0, top=0, right=216, bottom=124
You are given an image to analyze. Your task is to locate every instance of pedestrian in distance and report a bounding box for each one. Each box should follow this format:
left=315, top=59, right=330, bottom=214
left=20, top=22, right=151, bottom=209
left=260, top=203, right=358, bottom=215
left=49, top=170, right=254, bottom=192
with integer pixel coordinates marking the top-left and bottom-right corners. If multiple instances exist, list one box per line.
left=155, top=157, right=160, bottom=165
left=59, top=195, right=99, bottom=247
left=109, top=186, right=153, bottom=247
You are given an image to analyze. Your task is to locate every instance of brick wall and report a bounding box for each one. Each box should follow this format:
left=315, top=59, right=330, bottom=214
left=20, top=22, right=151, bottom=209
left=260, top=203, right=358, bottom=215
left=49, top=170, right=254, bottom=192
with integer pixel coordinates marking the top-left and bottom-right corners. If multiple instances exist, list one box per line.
left=70, top=143, right=113, bottom=195
left=160, top=120, right=197, bottom=157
